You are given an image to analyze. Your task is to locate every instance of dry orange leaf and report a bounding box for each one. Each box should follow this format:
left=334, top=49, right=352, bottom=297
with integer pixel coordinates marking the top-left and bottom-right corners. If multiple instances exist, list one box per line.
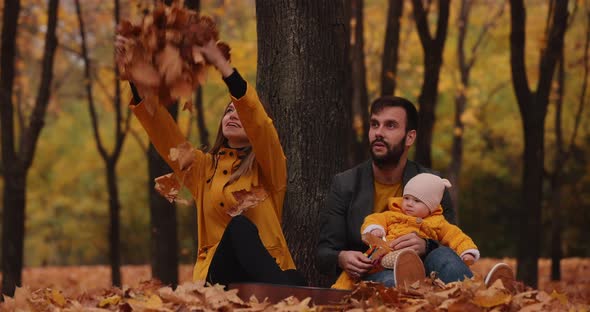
left=98, top=294, right=121, bottom=307
left=472, top=279, right=512, bottom=308
left=154, top=173, right=181, bottom=203
left=168, top=141, right=196, bottom=171
left=117, top=2, right=231, bottom=107
left=229, top=186, right=269, bottom=216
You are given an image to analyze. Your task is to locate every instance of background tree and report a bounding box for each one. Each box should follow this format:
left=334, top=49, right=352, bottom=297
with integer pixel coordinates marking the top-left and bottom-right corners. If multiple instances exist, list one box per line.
left=412, top=0, right=449, bottom=168
left=1, top=0, right=59, bottom=296
left=380, top=0, right=403, bottom=96
left=547, top=2, right=587, bottom=281
left=255, top=0, right=351, bottom=286
left=449, top=0, right=504, bottom=218
left=509, top=0, right=569, bottom=287
left=350, top=0, right=370, bottom=164
left=74, top=0, right=131, bottom=287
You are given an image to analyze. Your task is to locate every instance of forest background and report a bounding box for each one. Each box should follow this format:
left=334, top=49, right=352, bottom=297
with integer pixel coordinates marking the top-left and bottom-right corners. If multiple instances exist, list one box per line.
left=0, top=0, right=589, bottom=295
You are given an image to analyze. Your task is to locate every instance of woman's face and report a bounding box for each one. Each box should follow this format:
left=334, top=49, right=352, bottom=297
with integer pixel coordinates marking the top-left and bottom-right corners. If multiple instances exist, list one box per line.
left=222, top=103, right=250, bottom=148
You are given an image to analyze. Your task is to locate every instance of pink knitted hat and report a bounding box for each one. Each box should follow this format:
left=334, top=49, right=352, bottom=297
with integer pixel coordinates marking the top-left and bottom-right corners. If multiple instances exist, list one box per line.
left=403, top=173, right=452, bottom=212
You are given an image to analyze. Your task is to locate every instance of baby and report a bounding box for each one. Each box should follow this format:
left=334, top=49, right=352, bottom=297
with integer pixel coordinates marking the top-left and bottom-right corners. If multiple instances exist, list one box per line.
left=361, top=173, right=479, bottom=285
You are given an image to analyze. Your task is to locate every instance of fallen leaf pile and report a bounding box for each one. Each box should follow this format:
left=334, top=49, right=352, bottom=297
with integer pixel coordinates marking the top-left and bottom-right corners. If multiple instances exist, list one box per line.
left=0, top=280, right=324, bottom=312
left=338, top=276, right=589, bottom=311
left=3, top=272, right=588, bottom=311
left=116, top=1, right=230, bottom=112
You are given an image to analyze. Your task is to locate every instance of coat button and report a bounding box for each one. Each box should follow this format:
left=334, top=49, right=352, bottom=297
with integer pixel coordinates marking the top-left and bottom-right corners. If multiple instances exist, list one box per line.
left=220, top=202, right=224, bottom=207
left=223, top=170, right=228, bottom=175
left=416, top=217, right=423, bottom=224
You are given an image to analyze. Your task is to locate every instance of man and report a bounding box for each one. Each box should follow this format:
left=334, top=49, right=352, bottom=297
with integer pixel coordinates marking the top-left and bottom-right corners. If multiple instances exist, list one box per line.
left=317, top=96, right=513, bottom=289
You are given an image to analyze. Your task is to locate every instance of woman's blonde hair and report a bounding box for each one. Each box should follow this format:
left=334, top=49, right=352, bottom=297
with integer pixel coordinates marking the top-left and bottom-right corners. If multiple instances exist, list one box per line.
left=207, top=102, right=255, bottom=185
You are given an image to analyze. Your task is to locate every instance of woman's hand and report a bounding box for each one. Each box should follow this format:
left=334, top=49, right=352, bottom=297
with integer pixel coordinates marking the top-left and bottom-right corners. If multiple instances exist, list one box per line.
left=198, top=40, right=233, bottom=77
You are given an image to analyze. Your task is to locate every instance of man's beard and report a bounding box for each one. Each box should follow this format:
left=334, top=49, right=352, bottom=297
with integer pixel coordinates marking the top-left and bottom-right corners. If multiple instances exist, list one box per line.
left=370, top=136, right=406, bottom=168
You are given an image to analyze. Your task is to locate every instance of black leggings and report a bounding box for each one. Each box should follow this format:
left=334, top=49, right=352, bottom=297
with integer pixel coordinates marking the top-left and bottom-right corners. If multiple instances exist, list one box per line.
left=206, top=215, right=307, bottom=287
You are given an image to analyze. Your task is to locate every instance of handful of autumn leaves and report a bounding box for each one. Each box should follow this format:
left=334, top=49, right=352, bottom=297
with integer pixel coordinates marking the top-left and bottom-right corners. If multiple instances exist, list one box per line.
left=116, top=2, right=230, bottom=112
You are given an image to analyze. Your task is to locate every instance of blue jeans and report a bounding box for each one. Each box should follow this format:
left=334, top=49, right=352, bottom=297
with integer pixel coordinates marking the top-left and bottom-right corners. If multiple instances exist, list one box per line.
left=424, top=246, right=472, bottom=283
left=363, top=269, right=396, bottom=287
left=363, top=246, right=472, bottom=287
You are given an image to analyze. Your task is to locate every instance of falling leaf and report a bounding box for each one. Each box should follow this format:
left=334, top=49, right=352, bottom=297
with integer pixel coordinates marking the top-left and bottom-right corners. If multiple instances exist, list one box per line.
left=182, top=101, right=193, bottom=113
left=156, top=44, right=183, bottom=86
left=168, top=141, right=196, bottom=171
left=129, top=61, right=160, bottom=87
left=154, top=173, right=181, bottom=203
left=228, top=186, right=269, bottom=216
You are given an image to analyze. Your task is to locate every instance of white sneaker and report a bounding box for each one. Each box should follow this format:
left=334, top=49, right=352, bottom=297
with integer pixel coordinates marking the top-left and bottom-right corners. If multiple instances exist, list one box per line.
left=484, top=262, right=515, bottom=292
left=381, top=249, right=425, bottom=287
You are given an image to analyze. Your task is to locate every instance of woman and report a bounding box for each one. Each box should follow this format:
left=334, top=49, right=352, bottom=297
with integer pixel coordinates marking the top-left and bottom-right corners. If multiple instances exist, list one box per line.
left=121, top=38, right=305, bottom=287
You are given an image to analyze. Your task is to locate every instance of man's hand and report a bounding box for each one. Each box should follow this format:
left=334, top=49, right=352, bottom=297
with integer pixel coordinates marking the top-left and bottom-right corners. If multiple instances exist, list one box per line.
left=338, top=250, right=373, bottom=279
left=389, top=232, right=426, bottom=256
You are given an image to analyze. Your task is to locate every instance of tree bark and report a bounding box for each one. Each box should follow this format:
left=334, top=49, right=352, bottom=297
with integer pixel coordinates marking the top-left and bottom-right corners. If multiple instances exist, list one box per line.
left=75, top=0, right=131, bottom=287
left=450, top=0, right=471, bottom=219
left=255, top=0, right=351, bottom=286
left=509, top=0, right=568, bottom=288
left=450, top=0, right=503, bottom=220
left=1, top=0, right=58, bottom=297
left=549, top=55, right=564, bottom=281
left=380, top=0, right=403, bottom=96
left=148, top=137, right=179, bottom=286
left=350, top=0, right=369, bottom=165
left=550, top=5, right=589, bottom=281
left=106, top=162, right=122, bottom=286
left=411, top=0, right=450, bottom=168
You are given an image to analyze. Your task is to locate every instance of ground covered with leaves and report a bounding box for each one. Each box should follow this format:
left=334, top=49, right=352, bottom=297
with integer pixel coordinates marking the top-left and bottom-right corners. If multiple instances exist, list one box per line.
left=1, top=258, right=588, bottom=311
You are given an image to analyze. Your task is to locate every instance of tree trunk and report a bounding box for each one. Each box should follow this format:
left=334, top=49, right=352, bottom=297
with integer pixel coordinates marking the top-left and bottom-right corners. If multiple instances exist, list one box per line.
left=350, top=0, right=369, bottom=165
left=148, top=125, right=178, bottom=286
left=450, top=0, right=471, bottom=218
left=380, top=0, right=403, bottom=96
left=105, top=162, right=122, bottom=286
left=255, top=0, right=350, bottom=286
left=1, top=168, right=26, bottom=296
left=185, top=0, right=202, bottom=264
left=411, top=0, right=450, bottom=168
left=509, top=0, right=568, bottom=288
left=1, top=0, right=58, bottom=296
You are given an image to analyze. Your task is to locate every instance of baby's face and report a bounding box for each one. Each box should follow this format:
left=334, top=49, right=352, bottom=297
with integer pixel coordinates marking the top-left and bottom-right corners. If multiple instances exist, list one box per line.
left=401, top=194, right=430, bottom=218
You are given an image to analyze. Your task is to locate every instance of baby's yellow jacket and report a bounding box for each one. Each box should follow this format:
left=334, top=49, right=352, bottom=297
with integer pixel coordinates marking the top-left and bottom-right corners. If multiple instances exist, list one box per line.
left=332, top=197, right=479, bottom=290
left=362, top=197, right=478, bottom=259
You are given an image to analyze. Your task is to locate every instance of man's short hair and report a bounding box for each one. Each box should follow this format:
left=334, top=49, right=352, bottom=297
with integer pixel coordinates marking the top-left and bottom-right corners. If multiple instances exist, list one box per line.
left=369, top=96, right=418, bottom=132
